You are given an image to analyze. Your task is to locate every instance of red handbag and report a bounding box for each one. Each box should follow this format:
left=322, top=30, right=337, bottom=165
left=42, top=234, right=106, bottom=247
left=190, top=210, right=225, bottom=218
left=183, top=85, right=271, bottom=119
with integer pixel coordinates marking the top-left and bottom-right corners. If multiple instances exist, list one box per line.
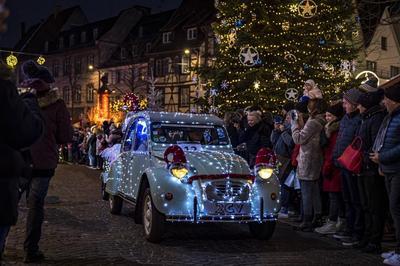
left=337, top=137, right=363, bottom=174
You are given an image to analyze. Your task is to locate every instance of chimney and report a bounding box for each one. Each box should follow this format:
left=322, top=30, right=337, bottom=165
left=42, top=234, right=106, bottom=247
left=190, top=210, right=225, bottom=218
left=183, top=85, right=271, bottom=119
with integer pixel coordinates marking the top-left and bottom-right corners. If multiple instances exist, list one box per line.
left=20, top=22, right=26, bottom=38
left=54, top=5, right=62, bottom=18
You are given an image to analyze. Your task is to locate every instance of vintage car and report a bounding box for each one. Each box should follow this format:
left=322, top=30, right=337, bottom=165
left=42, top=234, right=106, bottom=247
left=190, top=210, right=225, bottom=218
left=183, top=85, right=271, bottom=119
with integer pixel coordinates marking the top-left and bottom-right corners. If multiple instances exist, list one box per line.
left=101, top=111, right=280, bottom=242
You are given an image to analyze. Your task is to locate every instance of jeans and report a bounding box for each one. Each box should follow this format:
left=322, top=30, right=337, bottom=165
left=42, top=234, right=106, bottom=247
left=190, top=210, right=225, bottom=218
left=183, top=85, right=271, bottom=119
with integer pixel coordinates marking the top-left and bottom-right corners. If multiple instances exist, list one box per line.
left=0, top=226, right=10, bottom=253
left=300, top=179, right=322, bottom=221
left=358, top=173, right=388, bottom=245
left=24, top=177, right=51, bottom=253
left=385, top=173, right=400, bottom=252
left=88, top=154, right=96, bottom=167
left=341, top=169, right=364, bottom=239
left=277, top=156, right=292, bottom=210
left=328, top=192, right=345, bottom=222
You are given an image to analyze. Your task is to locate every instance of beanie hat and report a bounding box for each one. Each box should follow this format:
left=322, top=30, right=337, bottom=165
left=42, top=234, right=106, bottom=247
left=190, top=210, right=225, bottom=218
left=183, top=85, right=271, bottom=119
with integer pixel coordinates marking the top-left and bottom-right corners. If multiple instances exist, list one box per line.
left=326, top=102, right=344, bottom=119
left=299, top=95, right=310, bottom=104
left=358, top=89, right=384, bottom=109
left=282, top=102, right=295, bottom=112
left=359, top=78, right=378, bottom=93
left=343, top=88, right=363, bottom=105
left=305, top=79, right=316, bottom=88
left=273, top=115, right=283, bottom=124
left=384, top=83, right=400, bottom=103
left=22, top=60, right=55, bottom=84
left=294, top=101, right=308, bottom=114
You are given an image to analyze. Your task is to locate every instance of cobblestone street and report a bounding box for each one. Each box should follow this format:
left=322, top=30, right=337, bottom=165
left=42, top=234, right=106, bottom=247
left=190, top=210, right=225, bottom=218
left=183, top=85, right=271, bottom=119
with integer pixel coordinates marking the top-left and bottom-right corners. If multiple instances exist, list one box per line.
left=2, top=164, right=385, bottom=265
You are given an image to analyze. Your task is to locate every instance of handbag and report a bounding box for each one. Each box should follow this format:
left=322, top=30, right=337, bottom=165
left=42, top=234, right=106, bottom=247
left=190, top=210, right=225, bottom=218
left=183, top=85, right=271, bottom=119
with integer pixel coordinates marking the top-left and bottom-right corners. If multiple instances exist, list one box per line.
left=284, top=170, right=301, bottom=190
left=337, top=136, right=363, bottom=174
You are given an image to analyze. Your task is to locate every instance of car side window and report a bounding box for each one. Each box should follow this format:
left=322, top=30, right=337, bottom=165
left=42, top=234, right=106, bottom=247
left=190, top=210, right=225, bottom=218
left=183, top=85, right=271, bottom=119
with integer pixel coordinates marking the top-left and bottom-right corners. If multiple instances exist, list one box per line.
left=123, top=121, right=136, bottom=152
left=133, top=118, right=148, bottom=152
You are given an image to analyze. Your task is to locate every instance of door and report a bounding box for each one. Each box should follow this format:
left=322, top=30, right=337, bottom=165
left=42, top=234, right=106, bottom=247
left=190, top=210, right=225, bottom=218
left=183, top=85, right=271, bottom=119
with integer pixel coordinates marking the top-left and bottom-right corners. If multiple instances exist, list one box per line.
left=119, top=120, right=137, bottom=195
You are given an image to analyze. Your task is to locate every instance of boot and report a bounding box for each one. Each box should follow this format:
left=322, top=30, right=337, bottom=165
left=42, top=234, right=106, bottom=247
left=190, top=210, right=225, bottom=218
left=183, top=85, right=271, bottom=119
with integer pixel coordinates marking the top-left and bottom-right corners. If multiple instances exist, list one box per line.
left=298, top=215, right=313, bottom=232
left=312, top=214, right=323, bottom=228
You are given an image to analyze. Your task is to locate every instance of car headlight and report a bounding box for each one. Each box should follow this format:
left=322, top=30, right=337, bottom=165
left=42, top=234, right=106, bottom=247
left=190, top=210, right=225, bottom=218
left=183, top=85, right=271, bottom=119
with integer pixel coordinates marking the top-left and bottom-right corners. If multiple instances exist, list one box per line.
left=257, top=167, right=274, bottom=180
left=170, top=164, right=189, bottom=179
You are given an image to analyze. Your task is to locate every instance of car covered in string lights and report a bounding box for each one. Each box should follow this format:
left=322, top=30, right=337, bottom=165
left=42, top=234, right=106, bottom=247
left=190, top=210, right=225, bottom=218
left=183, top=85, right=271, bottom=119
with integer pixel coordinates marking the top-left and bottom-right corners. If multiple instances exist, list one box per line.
left=101, top=111, right=280, bottom=242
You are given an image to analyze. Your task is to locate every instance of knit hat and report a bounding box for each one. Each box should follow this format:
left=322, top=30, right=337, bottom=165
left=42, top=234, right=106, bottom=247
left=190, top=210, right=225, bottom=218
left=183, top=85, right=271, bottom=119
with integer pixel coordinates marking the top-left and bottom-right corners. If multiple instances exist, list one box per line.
left=22, top=60, right=55, bottom=84
left=326, top=102, right=344, bottom=119
left=343, top=88, right=364, bottom=105
left=359, top=78, right=378, bottom=93
left=299, top=95, right=310, bottom=104
left=294, top=101, right=308, bottom=114
left=282, top=102, right=295, bottom=113
left=384, top=83, right=400, bottom=103
left=305, top=79, right=316, bottom=88
left=358, top=89, right=384, bottom=109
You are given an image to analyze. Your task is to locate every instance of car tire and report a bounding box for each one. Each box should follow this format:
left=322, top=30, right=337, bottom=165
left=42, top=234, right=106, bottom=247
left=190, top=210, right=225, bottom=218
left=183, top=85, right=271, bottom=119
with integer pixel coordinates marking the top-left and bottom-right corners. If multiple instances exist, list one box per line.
left=248, top=221, right=276, bottom=240
left=142, top=188, right=165, bottom=243
left=101, top=181, right=109, bottom=201
left=109, top=195, right=123, bottom=215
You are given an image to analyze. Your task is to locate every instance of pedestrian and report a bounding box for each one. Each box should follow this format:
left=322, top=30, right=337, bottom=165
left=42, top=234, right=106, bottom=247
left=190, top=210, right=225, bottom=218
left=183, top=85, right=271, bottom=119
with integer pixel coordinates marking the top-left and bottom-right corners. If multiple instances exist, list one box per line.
left=224, top=112, right=242, bottom=149
left=0, top=62, right=44, bottom=261
left=371, top=82, right=400, bottom=265
left=291, top=98, right=327, bottom=231
left=238, top=110, right=272, bottom=167
left=333, top=88, right=365, bottom=247
left=96, top=129, right=106, bottom=170
left=87, top=126, right=97, bottom=168
left=315, top=102, right=346, bottom=235
left=20, top=60, right=72, bottom=263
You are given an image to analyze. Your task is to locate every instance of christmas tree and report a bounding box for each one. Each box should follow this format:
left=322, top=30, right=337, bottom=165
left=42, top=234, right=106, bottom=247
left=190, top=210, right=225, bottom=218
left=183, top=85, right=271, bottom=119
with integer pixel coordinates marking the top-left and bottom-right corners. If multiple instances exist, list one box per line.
left=200, top=0, right=361, bottom=112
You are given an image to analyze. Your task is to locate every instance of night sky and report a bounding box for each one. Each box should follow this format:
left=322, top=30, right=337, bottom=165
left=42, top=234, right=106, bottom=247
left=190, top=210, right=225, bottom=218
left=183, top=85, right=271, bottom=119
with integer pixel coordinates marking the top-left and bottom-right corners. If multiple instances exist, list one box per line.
left=0, top=0, right=182, bottom=48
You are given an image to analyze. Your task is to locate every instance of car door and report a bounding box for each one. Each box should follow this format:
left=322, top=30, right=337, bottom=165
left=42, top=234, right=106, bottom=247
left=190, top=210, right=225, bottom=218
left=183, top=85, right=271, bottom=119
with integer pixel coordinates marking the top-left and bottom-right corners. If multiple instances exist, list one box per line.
left=125, top=117, right=150, bottom=200
left=119, top=120, right=137, bottom=195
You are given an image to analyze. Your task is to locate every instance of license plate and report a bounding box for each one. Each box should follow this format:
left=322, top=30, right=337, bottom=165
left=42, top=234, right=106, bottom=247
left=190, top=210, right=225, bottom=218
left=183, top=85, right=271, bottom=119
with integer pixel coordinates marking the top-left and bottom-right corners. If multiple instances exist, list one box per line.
left=204, top=201, right=250, bottom=216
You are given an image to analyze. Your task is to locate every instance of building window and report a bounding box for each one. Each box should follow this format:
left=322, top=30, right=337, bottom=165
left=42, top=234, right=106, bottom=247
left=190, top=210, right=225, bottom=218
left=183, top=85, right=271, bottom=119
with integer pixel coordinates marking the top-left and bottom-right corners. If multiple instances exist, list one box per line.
left=75, top=57, right=82, bottom=74
left=391, top=66, right=400, bottom=77
left=162, top=32, right=172, bottom=44
left=86, top=83, right=94, bottom=103
left=155, top=59, right=163, bottom=77
left=81, top=31, right=86, bottom=43
left=162, top=58, right=172, bottom=75
left=93, top=28, right=98, bottom=40
left=52, top=60, right=59, bottom=78
left=187, top=27, right=198, bottom=40
left=179, top=87, right=190, bottom=107
left=116, top=71, right=121, bottom=84
left=69, top=34, right=75, bottom=47
left=381, top=37, right=387, bottom=51
left=121, top=48, right=127, bottom=60
left=59, top=37, right=64, bottom=49
left=146, top=42, right=151, bottom=53
left=63, top=86, right=70, bottom=103
left=73, top=85, right=82, bottom=103
left=44, top=41, right=49, bottom=52
left=181, top=55, right=190, bottom=74
left=138, top=26, right=143, bottom=38
left=366, top=60, right=377, bottom=72
left=132, top=45, right=138, bottom=56
left=63, top=57, right=71, bottom=76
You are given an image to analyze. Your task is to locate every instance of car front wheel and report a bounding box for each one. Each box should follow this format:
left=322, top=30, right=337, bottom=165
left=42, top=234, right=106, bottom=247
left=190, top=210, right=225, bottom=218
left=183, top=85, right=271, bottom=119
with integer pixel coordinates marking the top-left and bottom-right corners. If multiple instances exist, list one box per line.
left=142, top=188, right=165, bottom=243
left=248, top=221, right=276, bottom=240
left=109, top=195, right=123, bottom=215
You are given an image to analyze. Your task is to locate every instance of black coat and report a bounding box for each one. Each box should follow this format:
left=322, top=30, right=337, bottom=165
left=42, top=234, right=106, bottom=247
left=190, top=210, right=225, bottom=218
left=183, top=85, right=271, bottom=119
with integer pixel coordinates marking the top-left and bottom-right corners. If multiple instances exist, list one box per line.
left=239, top=122, right=272, bottom=166
left=226, top=124, right=239, bottom=148
left=0, top=78, right=43, bottom=226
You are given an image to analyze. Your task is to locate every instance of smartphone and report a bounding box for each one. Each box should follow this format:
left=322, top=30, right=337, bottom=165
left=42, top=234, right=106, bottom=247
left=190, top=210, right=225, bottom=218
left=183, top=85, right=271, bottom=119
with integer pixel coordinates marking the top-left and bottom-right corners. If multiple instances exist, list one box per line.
left=291, top=110, right=299, bottom=121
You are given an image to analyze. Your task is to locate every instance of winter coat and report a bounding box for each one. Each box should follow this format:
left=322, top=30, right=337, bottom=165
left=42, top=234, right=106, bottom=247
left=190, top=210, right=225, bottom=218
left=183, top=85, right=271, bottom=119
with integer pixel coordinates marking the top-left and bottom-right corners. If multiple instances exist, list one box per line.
left=0, top=78, right=44, bottom=226
left=291, top=144, right=301, bottom=167
left=333, top=111, right=361, bottom=166
left=373, top=107, right=400, bottom=175
left=226, top=124, right=239, bottom=148
left=292, top=114, right=326, bottom=181
left=271, top=124, right=294, bottom=158
left=322, top=120, right=342, bottom=192
left=358, top=105, right=386, bottom=175
left=30, top=88, right=72, bottom=175
left=239, top=122, right=272, bottom=166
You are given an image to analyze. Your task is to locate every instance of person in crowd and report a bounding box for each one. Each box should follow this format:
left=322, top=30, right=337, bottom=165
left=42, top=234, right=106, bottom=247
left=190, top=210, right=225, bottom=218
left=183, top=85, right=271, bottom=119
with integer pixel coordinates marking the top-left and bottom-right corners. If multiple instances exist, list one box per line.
left=303, top=79, right=323, bottom=100
left=96, top=129, right=105, bottom=170
left=356, top=88, right=388, bottom=254
left=20, top=60, right=72, bottom=263
left=87, top=126, right=97, bottom=169
left=102, top=120, right=110, bottom=136
left=107, top=128, right=123, bottom=147
left=333, top=88, right=364, bottom=247
left=238, top=110, right=272, bottom=167
left=281, top=102, right=295, bottom=118
left=371, top=82, right=400, bottom=265
left=315, top=102, right=345, bottom=235
left=271, top=113, right=295, bottom=218
left=291, top=98, right=327, bottom=232
left=0, top=62, right=44, bottom=261
left=224, top=112, right=242, bottom=149
left=71, top=128, right=81, bottom=164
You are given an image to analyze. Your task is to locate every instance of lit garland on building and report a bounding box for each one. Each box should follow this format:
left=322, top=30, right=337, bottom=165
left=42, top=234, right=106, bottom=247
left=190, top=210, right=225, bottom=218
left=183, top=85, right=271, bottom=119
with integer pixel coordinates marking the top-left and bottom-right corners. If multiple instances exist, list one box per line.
left=200, top=0, right=361, bottom=112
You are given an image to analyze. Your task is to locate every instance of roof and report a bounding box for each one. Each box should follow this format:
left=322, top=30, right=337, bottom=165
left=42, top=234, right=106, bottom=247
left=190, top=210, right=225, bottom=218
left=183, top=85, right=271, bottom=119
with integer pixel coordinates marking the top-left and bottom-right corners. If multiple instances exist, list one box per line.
left=380, top=74, right=400, bottom=89
left=127, top=111, right=224, bottom=126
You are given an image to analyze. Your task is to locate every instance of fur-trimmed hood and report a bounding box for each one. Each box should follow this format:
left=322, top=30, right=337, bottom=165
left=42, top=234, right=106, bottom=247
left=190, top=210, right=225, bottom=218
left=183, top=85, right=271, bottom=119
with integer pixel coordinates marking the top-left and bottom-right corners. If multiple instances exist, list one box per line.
left=37, top=88, right=62, bottom=108
left=325, top=120, right=340, bottom=138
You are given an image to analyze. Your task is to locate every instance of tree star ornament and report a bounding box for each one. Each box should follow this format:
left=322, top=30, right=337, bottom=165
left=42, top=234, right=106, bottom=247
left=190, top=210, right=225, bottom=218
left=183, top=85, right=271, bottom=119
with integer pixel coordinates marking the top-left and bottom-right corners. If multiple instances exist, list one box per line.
left=289, top=3, right=298, bottom=13
left=254, top=81, right=260, bottom=89
left=298, top=0, right=318, bottom=19
left=285, top=88, right=299, bottom=101
left=221, top=80, right=229, bottom=90
left=239, top=46, right=260, bottom=67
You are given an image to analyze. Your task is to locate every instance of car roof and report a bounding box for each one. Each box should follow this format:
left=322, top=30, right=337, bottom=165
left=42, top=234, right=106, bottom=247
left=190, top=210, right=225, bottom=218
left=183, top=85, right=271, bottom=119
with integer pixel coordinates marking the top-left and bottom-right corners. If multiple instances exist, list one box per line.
left=127, top=111, right=224, bottom=126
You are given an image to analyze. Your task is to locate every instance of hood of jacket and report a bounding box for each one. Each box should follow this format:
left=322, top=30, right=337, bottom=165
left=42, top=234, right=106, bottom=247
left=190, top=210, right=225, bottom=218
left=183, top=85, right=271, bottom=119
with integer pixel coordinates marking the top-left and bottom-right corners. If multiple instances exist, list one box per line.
left=325, top=120, right=340, bottom=138
left=37, top=88, right=62, bottom=108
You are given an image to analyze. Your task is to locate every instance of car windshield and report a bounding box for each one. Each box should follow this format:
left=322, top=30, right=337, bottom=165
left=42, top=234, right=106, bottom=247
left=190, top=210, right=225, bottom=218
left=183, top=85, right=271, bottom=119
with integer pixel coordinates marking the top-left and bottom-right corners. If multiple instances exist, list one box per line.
left=151, top=123, right=230, bottom=145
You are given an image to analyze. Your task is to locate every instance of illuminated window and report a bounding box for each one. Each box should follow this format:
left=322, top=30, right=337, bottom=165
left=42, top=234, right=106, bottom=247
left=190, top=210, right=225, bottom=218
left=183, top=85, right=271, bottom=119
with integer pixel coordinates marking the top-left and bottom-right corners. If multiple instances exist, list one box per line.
left=86, top=83, right=94, bottom=103
left=187, top=27, right=197, bottom=40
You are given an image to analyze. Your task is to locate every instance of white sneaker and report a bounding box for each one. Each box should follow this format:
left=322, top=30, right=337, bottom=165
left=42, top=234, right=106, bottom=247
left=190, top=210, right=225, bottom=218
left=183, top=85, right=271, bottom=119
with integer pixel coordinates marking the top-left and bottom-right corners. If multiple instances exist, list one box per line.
left=382, top=251, right=396, bottom=260
left=384, top=253, right=400, bottom=266
left=336, top=217, right=345, bottom=231
left=315, top=220, right=337, bottom=235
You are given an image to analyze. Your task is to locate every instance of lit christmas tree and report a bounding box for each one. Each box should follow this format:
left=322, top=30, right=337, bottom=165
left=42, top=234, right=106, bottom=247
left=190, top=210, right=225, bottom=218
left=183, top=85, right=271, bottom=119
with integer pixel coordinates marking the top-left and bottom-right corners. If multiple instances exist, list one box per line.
left=200, top=0, right=361, bottom=112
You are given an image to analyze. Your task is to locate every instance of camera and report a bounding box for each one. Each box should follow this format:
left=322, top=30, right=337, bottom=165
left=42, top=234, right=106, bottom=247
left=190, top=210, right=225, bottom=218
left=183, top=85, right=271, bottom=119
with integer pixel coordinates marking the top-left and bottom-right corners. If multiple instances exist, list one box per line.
left=290, top=110, right=299, bottom=121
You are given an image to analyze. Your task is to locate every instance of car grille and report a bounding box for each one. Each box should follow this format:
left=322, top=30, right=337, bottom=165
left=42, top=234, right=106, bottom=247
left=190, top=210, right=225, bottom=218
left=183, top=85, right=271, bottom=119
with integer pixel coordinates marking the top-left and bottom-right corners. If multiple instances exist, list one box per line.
left=205, top=180, right=250, bottom=202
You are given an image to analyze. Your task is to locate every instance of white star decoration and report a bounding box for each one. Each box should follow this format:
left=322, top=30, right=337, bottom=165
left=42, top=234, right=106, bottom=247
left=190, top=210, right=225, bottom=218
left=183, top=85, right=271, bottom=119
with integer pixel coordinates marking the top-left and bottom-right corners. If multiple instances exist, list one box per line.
left=221, top=80, right=229, bottom=90
left=239, top=46, right=259, bottom=67
left=285, top=88, right=299, bottom=101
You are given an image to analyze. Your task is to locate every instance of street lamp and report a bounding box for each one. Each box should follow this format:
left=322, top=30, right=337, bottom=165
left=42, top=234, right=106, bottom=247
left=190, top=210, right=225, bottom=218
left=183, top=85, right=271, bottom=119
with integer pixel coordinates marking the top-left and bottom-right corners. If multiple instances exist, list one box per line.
left=184, top=48, right=190, bottom=55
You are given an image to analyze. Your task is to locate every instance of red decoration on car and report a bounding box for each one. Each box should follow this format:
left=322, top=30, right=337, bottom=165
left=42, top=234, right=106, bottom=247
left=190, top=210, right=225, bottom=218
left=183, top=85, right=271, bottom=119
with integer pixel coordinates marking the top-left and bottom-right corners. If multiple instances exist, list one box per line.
left=164, top=145, right=187, bottom=164
left=255, top=148, right=276, bottom=167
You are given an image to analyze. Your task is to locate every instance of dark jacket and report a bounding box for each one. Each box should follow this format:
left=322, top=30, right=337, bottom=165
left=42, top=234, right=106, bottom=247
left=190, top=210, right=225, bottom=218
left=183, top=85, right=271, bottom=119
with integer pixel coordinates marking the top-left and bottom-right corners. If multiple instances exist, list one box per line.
left=374, top=107, right=400, bottom=175
left=226, top=124, right=239, bottom=148
left=239, top=122, right=272, bottom=166
left=358, top=105, right=386, bottom=175
left=322, top=120, right=342, bottom=192
left=271, top=124, right=294, bottom=158
left=30, top=89, right=72, bottom=175
left=0, top=78, right=44, bottom=226
left=333, top=110, right=361, bottom=166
